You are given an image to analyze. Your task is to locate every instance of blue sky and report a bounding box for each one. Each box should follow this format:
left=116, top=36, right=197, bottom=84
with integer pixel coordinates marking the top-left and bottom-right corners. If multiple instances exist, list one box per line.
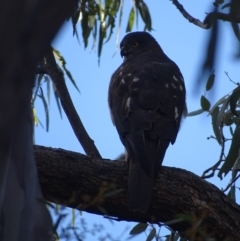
left=35, top=1, right=240, bottom=240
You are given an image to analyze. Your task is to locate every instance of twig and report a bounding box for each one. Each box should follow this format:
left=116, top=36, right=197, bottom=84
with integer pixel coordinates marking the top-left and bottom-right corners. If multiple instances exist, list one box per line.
left=112, top=0, right=124, bottom=57
left=171, top=0, right=209, bottom=29
left=222, top=173, right=240, bottom=192
left=42, top=46, right=102, bottom=159
left=224, top=71, right=239, bottom=85
left=202, top=121, right=225, bottom=178
left=171, top=0, right=240, bottom=29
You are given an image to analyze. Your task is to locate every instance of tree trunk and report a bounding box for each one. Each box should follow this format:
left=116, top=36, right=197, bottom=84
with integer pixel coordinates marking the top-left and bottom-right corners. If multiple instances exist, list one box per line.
left=0, top=1, right=77, bottom=240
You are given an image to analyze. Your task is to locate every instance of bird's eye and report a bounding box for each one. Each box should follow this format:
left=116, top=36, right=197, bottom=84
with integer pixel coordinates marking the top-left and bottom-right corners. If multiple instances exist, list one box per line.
left=131, top=42, right=138, bottom=47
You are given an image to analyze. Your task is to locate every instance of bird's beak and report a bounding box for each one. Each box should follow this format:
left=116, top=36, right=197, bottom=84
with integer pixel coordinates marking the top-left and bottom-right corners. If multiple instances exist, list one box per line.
left=120, top=46, right=125, bottom=58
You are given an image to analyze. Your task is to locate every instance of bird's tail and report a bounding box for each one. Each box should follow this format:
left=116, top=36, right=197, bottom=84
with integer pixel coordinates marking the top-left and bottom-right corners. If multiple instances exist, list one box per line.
left=127, top=138, right=170, bottom=212
left=127, top=160, right=154, bottom=212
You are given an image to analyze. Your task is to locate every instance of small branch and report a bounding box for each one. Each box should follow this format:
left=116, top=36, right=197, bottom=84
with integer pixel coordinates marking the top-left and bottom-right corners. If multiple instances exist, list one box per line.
left=222, top=173, right=240, bottom=192
left=171, top=0, right=240, bottom=29
left=224, top=71, right=239, bottom=85
left=171, top=0, right=209, bottom=29
left=202, top=121, right=225, bottom=179
left=43, top=47, right=102, bottom=159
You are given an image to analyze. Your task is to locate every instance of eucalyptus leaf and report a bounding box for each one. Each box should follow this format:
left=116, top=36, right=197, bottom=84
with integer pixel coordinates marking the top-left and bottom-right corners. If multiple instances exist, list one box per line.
left=126, top=7, right=135, bottom=32
left=38, top=87, right=49, bottom=132
left=216, top=97, right=230, bottom=128
left=129, top=222, right=148, bottom=235
left=187, top=109, right=204, bottom=117
left=136, top=0, right=152, bottom=31
left=146, top=227, right=156, bottom=241
left=210, top=94, right=229, bottom=114
left=211, top=107, right=222, bottom=144
left=218, top=124, right=240, bottom=178
left=200, top=95, right=211, bottom=111
left=206, top=72, right=215, bottom=91
left=229, top=87, right=240, bottom=117
left=52, top=82, right=63, bottom=119
left=53, top=48, right=80, bottom=92
left=231, top=22, right=240, bottom=41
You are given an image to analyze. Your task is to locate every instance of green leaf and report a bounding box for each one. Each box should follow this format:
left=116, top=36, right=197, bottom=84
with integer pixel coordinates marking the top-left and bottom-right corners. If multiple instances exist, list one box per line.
left=206, top=73, right=215, bottom=91
left=175, top=213, right=191, bottom=222
left=81, top=11, right=91, bottom=48
left=97, top=206, right=108, bottom=215
left=146, top=227, right=156, bottom=241
left=52, top=82, right=63, bottom=119
left=210, top=94, right=229, bottom=114
left=129, top=223, right=148, bottom=235
left=227, top=186, right=236, bottom=201
left=33, top=75, right=42, bottom=102
left=231, top=22, right=240, bottom=41
left=32, top=108, right=39, bottom=126
left=229, top=87, right=240, bottom=117
left=92, top=17, right=98, bottom=50
left=53, top=48, right=80, bottom=93
left=136, top=1, right=152, bottom=31
left=218, top=123, right=240, bottom=178
left=216, top=97, right=230, bottom=128
left=165, top=235, right=171, bottom=241
left=107, top=0, right=120, bottom=16
left=104, top=15, right=116, bottom=44
left=63, top=66, right=80, bottom=93
left=173, top=233, right=180, bottom=241
left=187, top=109, right=204, bottom=117
left=211, top=107, right=222, bottom=145
left=44, top=75, right=51, bottom=105
left=223, top=113, right=233, bottom=126
left=165, top=218, right=183, bottom=226
left=98, top=24, right=105, bottom=63
left=200, top=95, right=211, bottom=111
left=38, top=87, right=49, bottom=132
left=164, top=233, right=181, bottom=241
left=72, top=8, right=81, bottom=43
left=126, top=7, right=135, bottom=32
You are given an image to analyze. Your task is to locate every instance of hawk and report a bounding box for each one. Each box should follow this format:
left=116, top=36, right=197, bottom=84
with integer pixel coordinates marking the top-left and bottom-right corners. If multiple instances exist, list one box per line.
left=108, top=32, right=187, bottom=212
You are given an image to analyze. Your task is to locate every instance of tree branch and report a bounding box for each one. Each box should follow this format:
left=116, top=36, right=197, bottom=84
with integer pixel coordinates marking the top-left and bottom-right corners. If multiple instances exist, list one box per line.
left=43, top=48, right=102, bottom=159
left=171, top=0, right=240, bottom=29
left=35, top=145, right=240, bottom=241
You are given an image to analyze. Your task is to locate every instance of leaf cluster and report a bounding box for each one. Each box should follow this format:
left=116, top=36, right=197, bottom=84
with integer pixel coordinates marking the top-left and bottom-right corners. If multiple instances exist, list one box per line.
left=71, top=0, right=152, bottom=60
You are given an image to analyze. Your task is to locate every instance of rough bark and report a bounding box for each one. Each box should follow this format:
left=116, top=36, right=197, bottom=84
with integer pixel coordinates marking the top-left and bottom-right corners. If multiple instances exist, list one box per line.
left=35, top=145, right=240, bottom=241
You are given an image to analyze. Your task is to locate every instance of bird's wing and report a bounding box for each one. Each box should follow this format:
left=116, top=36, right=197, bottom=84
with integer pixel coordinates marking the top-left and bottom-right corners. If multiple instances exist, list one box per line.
left=109, top=60, right=186, bottom=169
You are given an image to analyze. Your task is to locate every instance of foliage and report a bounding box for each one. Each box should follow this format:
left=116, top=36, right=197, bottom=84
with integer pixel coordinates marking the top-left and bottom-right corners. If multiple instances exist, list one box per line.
left=72, top=0, right=152, bottom=60
left=49, top=204, right=120, bottom=241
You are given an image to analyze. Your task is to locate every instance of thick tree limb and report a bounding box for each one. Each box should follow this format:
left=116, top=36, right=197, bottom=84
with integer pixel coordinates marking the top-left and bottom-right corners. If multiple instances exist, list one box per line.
left=35, top=145, right=240, bottom=241
left=42, top=48, right=102, bottom=159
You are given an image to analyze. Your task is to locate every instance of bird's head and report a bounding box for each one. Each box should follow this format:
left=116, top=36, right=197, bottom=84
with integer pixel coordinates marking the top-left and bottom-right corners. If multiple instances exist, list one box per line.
left=120, top=31, right=162, bottom=61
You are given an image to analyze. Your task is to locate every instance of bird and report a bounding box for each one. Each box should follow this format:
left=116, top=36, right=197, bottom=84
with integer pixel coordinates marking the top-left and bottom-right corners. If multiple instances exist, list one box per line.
left=108, top=31, right=187, bottom=212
